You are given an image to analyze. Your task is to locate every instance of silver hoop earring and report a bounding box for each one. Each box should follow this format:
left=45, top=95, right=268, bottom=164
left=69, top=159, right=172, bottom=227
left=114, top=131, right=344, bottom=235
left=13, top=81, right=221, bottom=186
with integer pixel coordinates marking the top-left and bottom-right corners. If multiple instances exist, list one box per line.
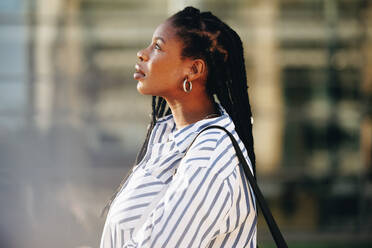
left=183, top=79, right=192, bottom=93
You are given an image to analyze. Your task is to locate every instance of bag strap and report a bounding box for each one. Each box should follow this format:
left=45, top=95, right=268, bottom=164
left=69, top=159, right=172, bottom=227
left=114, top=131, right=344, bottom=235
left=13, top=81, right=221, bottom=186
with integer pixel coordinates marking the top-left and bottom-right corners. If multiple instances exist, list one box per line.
left=185, top=125, right=288, bottom=248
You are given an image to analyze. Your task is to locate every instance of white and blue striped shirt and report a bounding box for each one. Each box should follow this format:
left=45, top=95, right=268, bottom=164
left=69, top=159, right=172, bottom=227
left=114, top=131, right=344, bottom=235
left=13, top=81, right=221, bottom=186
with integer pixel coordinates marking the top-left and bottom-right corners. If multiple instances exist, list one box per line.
left=100, top=104, right=257, bottom=248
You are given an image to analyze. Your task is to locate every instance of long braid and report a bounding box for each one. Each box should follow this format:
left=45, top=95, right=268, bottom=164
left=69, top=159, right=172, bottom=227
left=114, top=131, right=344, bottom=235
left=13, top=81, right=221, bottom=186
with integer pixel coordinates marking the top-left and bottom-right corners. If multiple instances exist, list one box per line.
left=137, top=96, right=170, bottom=165
left=221, top=23, right=256, bottom=174
left=219, top=22, right=256, bottom=174
left=156, top=97, right=167, bottom=117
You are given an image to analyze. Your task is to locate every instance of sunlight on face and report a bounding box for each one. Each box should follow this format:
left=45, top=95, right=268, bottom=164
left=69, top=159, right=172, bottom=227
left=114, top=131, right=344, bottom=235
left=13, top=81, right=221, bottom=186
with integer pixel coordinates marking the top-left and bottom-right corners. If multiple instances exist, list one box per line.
left=134, top=21, right=189, bottom=98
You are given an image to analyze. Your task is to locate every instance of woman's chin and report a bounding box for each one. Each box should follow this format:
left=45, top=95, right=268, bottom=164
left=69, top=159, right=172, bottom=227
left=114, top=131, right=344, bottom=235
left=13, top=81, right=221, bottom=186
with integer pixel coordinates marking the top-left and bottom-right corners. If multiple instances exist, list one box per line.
left=136, top=82, right=152, bottom=95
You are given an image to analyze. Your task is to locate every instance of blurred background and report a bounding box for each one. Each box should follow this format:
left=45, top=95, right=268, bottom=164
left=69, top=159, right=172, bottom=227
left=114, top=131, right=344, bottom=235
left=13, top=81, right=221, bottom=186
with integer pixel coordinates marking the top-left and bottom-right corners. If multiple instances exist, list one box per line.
left=0, top=0, right=371, bottom=247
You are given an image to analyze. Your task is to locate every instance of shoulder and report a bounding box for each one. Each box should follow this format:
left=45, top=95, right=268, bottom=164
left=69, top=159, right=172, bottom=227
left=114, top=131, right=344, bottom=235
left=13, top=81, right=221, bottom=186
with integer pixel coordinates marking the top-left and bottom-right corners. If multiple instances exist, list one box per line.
left=190, top=127, right=227, bottom=150
left=182, top=127, right=240, bottom=181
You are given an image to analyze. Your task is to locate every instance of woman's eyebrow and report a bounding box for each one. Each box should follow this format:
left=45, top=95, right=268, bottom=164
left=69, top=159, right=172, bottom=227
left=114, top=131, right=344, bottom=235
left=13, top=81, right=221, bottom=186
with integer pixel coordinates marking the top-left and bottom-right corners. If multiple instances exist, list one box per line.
left=154, top=36, right=166, bottom=44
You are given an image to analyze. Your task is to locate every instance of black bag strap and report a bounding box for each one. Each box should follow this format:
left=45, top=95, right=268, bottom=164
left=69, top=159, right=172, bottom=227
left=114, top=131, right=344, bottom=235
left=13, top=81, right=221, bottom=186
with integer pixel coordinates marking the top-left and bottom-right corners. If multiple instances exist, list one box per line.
left=185, top=125, right=288, bottom=248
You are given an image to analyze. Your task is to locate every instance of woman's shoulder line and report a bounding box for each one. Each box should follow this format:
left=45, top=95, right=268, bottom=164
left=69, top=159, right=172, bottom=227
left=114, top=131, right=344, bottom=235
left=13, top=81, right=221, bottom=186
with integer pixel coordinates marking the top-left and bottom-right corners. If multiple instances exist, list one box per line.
left=182, top=127, right=241, bottom=172
left=188, top=127, right=229, bottom=151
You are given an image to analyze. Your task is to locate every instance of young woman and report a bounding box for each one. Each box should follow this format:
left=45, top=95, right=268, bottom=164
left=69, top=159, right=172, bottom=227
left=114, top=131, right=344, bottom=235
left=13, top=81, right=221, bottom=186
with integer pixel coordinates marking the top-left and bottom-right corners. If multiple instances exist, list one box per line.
left=100, top=6, right=256, bottom=248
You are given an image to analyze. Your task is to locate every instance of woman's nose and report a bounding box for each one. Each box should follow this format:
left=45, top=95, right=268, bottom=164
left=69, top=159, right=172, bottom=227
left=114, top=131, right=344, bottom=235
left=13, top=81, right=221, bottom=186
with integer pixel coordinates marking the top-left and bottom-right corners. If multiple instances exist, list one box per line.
left=137, top=49, right=147, bottom=61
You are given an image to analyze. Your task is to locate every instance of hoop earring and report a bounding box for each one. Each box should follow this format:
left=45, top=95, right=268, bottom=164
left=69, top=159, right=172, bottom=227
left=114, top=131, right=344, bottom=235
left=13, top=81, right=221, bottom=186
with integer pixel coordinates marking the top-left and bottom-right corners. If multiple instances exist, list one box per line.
left=183, top=79, right=192, bottom=93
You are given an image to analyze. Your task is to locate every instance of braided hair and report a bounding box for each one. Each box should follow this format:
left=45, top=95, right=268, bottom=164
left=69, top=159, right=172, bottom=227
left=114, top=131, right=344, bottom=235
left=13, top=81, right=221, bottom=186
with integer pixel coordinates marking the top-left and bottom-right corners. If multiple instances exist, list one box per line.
left=102, top=6, right=255, bottom=217
left=168, top=7, right=255, bottom=169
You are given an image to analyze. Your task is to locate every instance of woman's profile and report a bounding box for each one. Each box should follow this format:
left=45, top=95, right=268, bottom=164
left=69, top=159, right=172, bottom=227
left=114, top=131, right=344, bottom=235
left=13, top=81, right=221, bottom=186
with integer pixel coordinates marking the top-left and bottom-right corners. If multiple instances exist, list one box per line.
left=100, top=6, right=257, bottom=247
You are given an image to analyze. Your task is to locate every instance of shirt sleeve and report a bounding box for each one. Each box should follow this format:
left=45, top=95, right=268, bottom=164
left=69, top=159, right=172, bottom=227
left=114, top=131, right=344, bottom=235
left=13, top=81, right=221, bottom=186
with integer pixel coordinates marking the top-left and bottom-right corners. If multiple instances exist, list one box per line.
left=123, top=151, right=234, bottom=247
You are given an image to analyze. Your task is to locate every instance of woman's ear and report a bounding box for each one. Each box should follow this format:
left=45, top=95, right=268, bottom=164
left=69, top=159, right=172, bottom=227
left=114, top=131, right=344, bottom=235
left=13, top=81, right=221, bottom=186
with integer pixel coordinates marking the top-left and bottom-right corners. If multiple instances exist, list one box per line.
left=187, top=59, right=207, bottom=82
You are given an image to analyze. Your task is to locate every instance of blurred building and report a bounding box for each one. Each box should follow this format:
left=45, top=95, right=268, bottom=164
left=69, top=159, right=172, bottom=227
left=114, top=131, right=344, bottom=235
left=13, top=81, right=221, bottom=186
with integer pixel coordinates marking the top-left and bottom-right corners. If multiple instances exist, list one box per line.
left=0, top=0, right=371, bottom=247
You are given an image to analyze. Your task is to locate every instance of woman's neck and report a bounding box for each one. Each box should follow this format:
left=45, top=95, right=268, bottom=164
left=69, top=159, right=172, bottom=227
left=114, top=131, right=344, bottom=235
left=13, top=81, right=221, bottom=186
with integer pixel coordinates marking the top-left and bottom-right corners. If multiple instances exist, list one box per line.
left=165, top=96, right=218, bottom=130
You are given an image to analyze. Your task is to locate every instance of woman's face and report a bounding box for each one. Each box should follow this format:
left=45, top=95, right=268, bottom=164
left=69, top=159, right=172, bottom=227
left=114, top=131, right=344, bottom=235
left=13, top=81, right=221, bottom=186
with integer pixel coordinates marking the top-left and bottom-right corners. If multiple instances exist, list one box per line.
left=134, top=21, right=189, bottom=97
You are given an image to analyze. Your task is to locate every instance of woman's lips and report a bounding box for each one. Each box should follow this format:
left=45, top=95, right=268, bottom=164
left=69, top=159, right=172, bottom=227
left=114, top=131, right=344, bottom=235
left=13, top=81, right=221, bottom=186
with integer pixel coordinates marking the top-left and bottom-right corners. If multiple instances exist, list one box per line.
left=134, top=64, right=146, bottom=80
left=134, top=72, right=145, bottom=80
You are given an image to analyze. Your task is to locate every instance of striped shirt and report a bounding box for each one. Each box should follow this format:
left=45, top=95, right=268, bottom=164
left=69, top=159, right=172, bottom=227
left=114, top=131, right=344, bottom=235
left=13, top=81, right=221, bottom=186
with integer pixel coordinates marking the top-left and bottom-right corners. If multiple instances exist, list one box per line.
left=100, top=103, right=257, bottom=248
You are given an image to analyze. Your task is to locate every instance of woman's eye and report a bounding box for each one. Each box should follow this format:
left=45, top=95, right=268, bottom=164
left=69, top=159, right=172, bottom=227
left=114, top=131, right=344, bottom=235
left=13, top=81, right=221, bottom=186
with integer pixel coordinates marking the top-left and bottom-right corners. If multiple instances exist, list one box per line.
left=154, top=43, right=161, bottom=50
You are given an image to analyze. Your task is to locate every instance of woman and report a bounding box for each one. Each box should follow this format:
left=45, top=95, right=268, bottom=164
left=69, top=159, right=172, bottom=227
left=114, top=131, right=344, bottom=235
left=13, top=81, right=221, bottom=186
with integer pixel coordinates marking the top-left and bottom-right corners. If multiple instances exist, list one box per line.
left=100, top=6, right=256, bottom=248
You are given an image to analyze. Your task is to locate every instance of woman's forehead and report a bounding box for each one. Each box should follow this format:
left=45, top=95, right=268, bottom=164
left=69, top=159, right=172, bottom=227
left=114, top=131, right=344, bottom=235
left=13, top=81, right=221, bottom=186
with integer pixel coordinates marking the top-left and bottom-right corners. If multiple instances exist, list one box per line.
left=152, top=21, right=178, bottom=43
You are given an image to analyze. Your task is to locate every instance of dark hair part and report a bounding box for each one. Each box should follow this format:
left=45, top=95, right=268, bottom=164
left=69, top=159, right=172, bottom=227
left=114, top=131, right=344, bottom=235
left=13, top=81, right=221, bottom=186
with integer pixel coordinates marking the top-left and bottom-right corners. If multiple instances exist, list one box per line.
left=101, top=6, right=255, bottom=217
